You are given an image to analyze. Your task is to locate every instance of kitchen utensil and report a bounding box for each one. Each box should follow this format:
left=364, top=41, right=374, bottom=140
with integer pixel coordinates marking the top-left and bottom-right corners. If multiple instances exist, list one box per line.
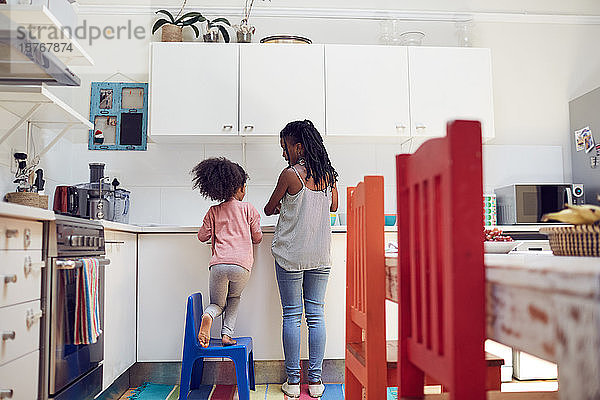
left=260, top=35, right=312, bottom=44
left=34, top=169, right=45, bottom=193
left=484, top=241, right=520, bottom=254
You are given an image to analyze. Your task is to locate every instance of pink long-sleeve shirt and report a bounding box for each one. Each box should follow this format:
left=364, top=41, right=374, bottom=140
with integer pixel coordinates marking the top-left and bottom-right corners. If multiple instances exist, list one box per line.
left=197, top=199, right=263, bottom=271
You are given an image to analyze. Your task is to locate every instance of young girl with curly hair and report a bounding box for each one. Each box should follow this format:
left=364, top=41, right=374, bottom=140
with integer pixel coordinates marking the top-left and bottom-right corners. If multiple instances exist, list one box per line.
left=192, top=157, right=263, bottom=347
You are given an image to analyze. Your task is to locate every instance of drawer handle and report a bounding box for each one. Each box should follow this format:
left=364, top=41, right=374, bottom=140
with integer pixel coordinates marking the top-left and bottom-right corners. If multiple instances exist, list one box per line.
left=26, top=309, right=43, bottom=328
left=5, top=229, right=18, bottom=239
left=24, top=257, right=45, bottom=276
left=243, top=125, right=254, bottom=131
left=0, top=389, right=13, bottom=399
left=23, top=228, right=31, bottom=248
left=415, top=124, right=427, bottom=130
left=223, top=124, right=233, bottom=130
left=2, top=275, right=17, bottom=284
left=1, top=331, right=16, bottom=341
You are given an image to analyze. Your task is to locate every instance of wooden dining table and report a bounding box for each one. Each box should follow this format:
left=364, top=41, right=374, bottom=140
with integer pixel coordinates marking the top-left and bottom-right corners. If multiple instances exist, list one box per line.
left=385, top=251, right=600, bottom=400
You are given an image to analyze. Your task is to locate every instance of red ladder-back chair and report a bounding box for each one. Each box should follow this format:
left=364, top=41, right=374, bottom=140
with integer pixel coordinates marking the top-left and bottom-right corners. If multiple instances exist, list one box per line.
left=345, top=176, right=387, bottom=400
left=396, top=120, right=486, bottom=400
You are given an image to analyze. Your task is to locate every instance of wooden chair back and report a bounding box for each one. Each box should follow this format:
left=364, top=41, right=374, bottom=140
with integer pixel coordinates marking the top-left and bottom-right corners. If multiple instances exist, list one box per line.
left=345, top=176, right=387, bottom=399
left=395, top=120, right=486, bottom=399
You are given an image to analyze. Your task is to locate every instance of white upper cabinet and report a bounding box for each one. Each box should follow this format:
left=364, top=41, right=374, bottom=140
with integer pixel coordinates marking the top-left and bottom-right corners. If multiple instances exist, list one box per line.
left=408, top=47, right=495, bottom=139
left=239, top=44, right=325, bottom=135
left=149, top=43, right=239, bottom=136
left=325, top=45, right=410, bottom=137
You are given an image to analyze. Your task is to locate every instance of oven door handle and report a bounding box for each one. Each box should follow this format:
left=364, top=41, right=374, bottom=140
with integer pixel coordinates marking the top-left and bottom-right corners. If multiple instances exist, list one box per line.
left=56, top=258, right=110, bottom=270
left=565, top=187, right=573, bottom=207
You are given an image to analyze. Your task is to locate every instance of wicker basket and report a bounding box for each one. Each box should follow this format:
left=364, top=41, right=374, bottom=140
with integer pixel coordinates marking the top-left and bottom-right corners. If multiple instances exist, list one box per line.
left=540, top=225, right=600, bottom=257
left=161, top=25, right=183, bottom=42
left=5, top=192, right=49, bottom=209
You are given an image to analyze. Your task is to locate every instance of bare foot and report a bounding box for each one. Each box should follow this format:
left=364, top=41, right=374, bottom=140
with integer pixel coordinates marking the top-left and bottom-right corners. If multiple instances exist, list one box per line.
left=197, top=314, right=212, bottom=347
left=221, top=334, right=237, bottom=346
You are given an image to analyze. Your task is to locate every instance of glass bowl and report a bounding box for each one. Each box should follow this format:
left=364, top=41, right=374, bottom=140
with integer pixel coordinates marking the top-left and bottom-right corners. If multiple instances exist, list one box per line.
left=398, top=31, right=425, bottom=46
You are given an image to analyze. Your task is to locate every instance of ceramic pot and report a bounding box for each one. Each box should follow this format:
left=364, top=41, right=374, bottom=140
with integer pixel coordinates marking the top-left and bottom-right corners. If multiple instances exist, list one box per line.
left=236, top=31, right=252, bottom=43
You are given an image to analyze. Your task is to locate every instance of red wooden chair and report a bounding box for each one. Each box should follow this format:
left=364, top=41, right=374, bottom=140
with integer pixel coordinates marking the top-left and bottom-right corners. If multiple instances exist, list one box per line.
left=345, top=176, right=387, bottom=400
left=396, top=120, right=486, bottom=400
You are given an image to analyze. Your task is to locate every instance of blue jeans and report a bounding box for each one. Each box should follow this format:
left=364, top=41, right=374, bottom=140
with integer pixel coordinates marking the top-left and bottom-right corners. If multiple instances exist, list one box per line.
left=275, top=261, right=330, bottom=384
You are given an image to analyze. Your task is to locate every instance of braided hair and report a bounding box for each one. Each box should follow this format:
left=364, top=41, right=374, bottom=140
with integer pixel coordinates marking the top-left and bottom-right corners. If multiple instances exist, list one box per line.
left=191, top=157, right=248, bottom=202
left=280, top=120, right=338, bottom=191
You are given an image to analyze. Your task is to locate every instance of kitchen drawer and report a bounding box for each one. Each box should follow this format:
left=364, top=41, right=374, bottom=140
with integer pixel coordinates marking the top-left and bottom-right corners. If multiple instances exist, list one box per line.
left=0, top=218, right=43, bottom=251
left=0, top=251, right=44, bottom=308
left=0, top=300, right=41, bottom=366
left=0, top=350, right=39, bottom=400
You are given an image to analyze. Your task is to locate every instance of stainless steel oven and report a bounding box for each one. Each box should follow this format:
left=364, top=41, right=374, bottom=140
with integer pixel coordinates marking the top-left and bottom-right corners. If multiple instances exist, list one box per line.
left=40, top=216, right=109, bottom=400
left=495, top=184, right=585, bottom=224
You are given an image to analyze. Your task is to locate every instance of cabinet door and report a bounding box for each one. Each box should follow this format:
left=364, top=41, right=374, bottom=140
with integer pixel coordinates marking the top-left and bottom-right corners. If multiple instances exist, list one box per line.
left=138, top=234, right=212, bottom=361
left=149, top=43, right=239, bottom=136
left=103, top=231, right=137, bottom=390
left=408, top=47, right=495, bottom=139
left=240, top=44, right=325, bottom=135
left=325, top=45, right=410, bottom=136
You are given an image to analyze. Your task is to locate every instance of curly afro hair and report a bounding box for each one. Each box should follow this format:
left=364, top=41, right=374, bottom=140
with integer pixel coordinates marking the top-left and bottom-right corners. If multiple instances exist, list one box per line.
left=191, top=157, right=248, bottom=202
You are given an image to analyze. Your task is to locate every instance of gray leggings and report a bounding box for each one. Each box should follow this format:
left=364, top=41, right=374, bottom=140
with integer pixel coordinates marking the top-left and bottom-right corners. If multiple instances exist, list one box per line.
left=204, top=263, right=251, bottom=337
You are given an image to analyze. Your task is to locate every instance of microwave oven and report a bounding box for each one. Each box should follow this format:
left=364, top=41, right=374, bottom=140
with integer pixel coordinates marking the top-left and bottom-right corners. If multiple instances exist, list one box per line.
left=495, top=184, right=584, bottom=224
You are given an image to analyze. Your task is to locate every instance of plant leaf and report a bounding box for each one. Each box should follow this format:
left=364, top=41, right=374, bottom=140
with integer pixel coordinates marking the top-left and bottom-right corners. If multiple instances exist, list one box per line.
left=176, top=11, right=203, bottom=24
left=190, top=24, right=200, bottom=38
left=211, top=17, right=231, bottom=26
left=155, top=9, right=175, bottom=23
left=218, top=25, right=230, bottom=43
left=180, top=15, right=204, bottom=26
left=151, top=19, right=171, bottom=34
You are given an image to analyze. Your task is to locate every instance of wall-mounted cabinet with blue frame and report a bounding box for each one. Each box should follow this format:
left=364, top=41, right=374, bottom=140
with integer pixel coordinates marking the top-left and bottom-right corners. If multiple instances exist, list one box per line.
left=89, top=82, right=148, bottom=151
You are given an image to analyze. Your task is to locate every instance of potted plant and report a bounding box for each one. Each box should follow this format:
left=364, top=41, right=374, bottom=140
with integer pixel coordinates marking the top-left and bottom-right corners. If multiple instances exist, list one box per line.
left=235, top=0, right=270, bottom=43
left=152, top=0, right=205, bottom=42
left=203, top=17, right=232, bottom=43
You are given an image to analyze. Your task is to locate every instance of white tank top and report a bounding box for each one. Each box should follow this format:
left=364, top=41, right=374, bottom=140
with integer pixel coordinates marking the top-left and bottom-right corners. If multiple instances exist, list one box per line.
left=271, top=166, right=332, bottom=271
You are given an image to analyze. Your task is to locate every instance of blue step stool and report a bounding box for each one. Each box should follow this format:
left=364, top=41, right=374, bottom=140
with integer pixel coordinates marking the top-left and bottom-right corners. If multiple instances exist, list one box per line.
left=179, top=293, right=255, bottom=400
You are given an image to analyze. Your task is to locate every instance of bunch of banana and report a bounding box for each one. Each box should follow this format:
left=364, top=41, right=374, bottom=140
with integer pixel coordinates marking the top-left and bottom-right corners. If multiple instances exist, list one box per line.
left=542, top=196, right=600, bottom=225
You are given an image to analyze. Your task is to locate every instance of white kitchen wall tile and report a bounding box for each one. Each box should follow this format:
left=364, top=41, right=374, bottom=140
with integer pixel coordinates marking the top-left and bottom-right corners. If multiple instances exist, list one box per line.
left=384, top=184, right=397, bottom=214
left=326, top=142, right=378, bottom=185
left=336, top=185, right=347, bottom=214
left=160, top=187, right=214, bottom=226
left=245, top=184, right=279, bottom=226
left=129, top=187, right=162, bottom=226
left=204, top=144, right=244, bottom=165
left=374, top=143, right=404, bottom=186
left=0, top=164, right=13, bottom=197
left=244, top=142, right=287, bottom=185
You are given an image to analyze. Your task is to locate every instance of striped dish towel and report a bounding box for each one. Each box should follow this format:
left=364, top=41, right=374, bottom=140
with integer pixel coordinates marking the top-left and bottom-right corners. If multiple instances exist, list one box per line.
left=74, top=258, right=102, bottom=344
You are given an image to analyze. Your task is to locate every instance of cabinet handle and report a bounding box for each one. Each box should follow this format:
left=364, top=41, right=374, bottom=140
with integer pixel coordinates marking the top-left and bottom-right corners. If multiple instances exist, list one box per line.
left=1, top=331, right=16, bottom=341
left=105, top=241, right=125, bottom=245
left=26, top=309, right=43, bottom=328
left=5, top=229, right=18, bottom=239
left=23, top=228, right=31, bottom=248
left=395, top=124, right=406, bottom=130
left=243, top=125, right=254, bottom=131
left=0, top=389, right=13, bottom=399
left=223, top=125, right=233, bottom=130
left=24, top=257, right=45, bottom=276
left=415, top=124, right=427, bottom=130
left=2, top=275, right=17, bottom=284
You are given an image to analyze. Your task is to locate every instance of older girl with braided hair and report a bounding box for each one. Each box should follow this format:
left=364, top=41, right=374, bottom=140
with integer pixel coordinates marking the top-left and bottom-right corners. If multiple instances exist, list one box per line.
left=264, top=120, right=339, bottom=398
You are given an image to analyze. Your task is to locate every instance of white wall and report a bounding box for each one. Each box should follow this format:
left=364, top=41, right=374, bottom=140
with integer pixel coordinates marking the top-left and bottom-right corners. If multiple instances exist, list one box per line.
left=3, top=6, right=600, bottom=223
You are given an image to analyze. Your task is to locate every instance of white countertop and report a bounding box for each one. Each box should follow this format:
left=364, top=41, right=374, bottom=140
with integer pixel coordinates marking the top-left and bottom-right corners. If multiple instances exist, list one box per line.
left=0, top=201, right=55, bottom=221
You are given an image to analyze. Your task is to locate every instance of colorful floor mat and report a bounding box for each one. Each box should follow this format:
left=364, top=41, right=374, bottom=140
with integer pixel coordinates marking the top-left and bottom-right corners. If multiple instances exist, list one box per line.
left=126, top=382, right=399, bottom=399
